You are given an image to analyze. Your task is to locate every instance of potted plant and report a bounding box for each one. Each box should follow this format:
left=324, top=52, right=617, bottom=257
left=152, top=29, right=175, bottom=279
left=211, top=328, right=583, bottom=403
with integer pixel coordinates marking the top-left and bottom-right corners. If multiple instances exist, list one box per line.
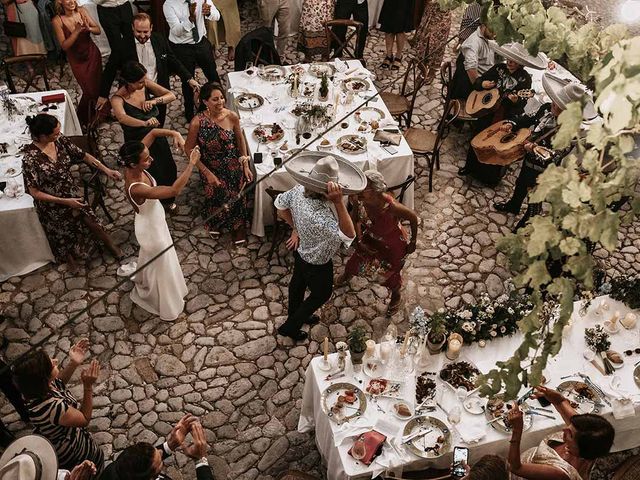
left=426, top=312, right=447, bottom=354
left=348, top=325, right=368, bottom=365
left=319, top=73, right=329, bottom=102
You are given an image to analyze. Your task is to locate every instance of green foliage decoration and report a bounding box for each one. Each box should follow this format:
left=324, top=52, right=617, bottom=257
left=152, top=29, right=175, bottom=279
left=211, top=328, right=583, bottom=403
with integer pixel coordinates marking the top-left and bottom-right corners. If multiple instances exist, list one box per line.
left=436, top=0, right=640, bottom=398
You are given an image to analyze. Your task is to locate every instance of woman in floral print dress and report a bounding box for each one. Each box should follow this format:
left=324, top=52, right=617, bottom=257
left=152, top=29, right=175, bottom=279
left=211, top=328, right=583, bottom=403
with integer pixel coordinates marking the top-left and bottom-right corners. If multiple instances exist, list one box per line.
left=185, top=82, right=253, bottom=244
left=21, top=113, right=122, bottom=270
left=411, top=0, right=452, bottom=81
left=298, top=0, right=335, bottom=61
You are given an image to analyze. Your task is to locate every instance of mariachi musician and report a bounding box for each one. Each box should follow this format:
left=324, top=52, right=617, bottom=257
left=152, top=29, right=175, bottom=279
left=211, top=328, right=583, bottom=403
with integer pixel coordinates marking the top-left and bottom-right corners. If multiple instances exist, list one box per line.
left=494, top=73, right=600, bottom=231
left=459, top=42, right=546, bottom=186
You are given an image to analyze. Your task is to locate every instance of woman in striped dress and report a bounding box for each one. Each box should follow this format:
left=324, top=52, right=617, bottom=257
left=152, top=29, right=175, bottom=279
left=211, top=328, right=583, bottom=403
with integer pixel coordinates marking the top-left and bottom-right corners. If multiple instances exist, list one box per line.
left=12, top=340, right=104, bottom=473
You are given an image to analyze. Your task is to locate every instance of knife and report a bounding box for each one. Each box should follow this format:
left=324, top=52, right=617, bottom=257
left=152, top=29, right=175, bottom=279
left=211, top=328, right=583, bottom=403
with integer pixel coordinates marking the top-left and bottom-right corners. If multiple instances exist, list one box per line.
left=402, top=428, right=432, bottom=445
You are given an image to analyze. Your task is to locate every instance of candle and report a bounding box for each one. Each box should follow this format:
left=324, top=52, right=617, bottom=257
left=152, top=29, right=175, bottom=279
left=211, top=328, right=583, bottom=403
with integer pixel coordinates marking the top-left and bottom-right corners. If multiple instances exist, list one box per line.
left=401, top=331, right=410, bottom=356
left=365, top=340, right=376, bottom=356
left=621, top=312, right=637, bottom=329
left=446, top=333, right=463, bottom=360
left=610, top=311, right=620, bottom=326
left=323, top=337, right=328, bottom=362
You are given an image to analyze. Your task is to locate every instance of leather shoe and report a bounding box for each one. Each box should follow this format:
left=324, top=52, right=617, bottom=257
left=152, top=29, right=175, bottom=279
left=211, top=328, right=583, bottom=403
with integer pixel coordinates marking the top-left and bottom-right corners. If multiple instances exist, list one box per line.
left=304, top=315, right=321, bottom=326
left=277, top=326, right=308, bottom=342
left=458, top=166, right=469, bottom=176
left=494, top=202, right=519, bottom=214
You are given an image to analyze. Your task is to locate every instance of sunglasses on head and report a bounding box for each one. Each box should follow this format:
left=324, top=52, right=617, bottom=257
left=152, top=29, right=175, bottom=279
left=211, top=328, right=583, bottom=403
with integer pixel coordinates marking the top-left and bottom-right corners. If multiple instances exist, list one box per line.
left=624, top=348, right=640, bottom=356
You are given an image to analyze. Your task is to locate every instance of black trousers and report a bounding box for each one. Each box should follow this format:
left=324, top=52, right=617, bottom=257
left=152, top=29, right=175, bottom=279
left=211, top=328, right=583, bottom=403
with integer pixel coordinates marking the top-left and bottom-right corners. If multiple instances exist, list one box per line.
left=0, top=359, right=29, bottom=422
left=282, top=252, right=333, bottom=334
left=169, top=38, right=221, bottom=121
left=332, top=0, right=369, bottom=59
left=97, top=2, right=134, bottom=95
left=505, top=165, right=540, bottom=230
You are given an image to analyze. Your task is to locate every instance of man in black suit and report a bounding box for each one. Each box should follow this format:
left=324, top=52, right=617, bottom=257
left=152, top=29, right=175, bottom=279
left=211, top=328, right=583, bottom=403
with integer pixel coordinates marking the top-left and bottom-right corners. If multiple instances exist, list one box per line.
left=98, top=13, right=200, bottom=125
left=99, top=414, right=215, bottom=480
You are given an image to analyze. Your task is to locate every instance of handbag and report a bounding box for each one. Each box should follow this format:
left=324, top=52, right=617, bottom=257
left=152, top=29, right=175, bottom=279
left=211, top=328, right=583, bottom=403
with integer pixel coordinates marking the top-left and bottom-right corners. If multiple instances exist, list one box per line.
left=3, top=2, right=27, bottom=38
left=373, top=130, right=402, bottom=146
left=348, top=430, right=387, bottom=465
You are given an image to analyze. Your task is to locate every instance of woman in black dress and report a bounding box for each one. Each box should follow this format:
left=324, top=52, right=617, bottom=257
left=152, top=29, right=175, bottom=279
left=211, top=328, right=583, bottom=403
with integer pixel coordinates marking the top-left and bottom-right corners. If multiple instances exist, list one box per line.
left=111, top=61, right=181, bottom=210
left=379, top=0, right=415, bottom=70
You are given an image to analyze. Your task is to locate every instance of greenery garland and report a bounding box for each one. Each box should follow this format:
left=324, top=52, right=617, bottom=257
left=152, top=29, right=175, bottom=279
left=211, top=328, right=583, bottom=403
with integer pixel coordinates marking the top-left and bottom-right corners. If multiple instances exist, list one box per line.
left=601, top=276, right=640, bottom=310
left=436, top=0, right=639, bottom=399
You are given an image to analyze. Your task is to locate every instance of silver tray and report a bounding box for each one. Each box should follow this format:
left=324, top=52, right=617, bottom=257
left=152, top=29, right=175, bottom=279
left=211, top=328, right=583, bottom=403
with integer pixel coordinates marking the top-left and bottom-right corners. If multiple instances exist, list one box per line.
left=258, top=65, right=287, bottom=82
left=634, top=364, right=640, bottom=388
left=235, top=93, right=264, bottom=111
left=337, top=134, right=367, bottom=154
left=439, top=360, right=482, bottom=391
left=354, top=106, right=385, bottom=123
left=342, top=77, right=370, bottom=93
left=485, top=394, right=533, bottom=434
left=556, top=380, right=601, bottom=414
left=402, top=415, right=451, bottom=458
left=321, top=382, right=367, bottom=425
left=308, top=63, right=335, bottom=78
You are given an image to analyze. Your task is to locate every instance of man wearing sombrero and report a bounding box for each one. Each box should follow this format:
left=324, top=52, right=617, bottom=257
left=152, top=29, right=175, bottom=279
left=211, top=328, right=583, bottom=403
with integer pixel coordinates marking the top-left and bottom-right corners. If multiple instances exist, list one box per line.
left=275, top=154, right=365, bottom=342
left=494, top=73, right=599, bottom=231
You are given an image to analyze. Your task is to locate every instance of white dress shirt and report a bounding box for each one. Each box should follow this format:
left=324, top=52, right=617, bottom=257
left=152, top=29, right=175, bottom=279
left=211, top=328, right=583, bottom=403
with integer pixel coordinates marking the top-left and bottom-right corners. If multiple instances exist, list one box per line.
left=93, top=0, right=128, bottom=8
left=136, top=39, right=158, bottom=82
left=461, top=27, right=495, bottom=75
left=163, top=0, right=220, bottom=45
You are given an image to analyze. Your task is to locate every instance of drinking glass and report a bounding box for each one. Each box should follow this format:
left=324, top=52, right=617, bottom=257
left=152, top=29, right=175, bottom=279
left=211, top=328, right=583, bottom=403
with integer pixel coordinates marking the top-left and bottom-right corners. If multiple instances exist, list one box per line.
left=351, top=436, right=367, bottom=461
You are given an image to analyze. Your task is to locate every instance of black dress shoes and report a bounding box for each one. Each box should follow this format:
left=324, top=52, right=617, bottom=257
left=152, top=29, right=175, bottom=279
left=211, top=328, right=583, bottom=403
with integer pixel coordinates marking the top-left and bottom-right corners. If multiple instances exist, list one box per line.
left=458, top=166, right=469, bottom=176
left=277, top=326, right=308, bottom=342
left=494, top=202, right=519, bottom=214
left=304, top=315, right=321, bottom=326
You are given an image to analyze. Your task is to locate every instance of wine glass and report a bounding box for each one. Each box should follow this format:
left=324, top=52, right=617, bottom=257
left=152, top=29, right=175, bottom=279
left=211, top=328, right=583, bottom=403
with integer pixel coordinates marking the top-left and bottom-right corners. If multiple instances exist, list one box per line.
left=351, top=436, right=367, bottom=461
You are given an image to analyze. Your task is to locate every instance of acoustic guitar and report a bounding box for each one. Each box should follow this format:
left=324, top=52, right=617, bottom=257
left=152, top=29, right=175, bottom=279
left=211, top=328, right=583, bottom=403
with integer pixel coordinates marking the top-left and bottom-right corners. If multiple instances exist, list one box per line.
left=465, top=88, right=535, bottom=118
left=471, top=120, right=531, bottom=166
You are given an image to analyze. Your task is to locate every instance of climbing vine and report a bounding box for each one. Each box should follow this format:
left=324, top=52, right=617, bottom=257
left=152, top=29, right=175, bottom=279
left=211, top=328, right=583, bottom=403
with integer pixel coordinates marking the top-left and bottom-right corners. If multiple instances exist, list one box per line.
left=437, top=0, right=640, bottom=399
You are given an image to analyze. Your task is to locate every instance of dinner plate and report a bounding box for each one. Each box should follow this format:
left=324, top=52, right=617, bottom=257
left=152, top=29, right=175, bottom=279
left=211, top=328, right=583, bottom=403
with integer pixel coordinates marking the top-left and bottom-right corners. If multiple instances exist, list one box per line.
left=253, top=123, right=285, bottom=143
left=462, top=395, right=484, bottom=415
left=342, top=77, right=370, bottom=93
left=337, top=135, right=367, bottom=154
left=235, top=93, right=264, bottom=111
left=556, top=381, right=601, bottom=414
left=634, top=364, right=640, bottom=388
left=402, top=416, right=451, bottom=458
left=485, top=395, right=533, bottom=433
left=365, top=378, right=401, bottom=397
left=439, top=360, right=482, bottom=391
left=354, top=106, right=385, bottom=124
left=393, top=401, right=413, bottom=420
left=258, top=65, right=287, bottom=82
left=308, top=63, right=335, bottom=78
left=321, top=382, right=367, bottom=425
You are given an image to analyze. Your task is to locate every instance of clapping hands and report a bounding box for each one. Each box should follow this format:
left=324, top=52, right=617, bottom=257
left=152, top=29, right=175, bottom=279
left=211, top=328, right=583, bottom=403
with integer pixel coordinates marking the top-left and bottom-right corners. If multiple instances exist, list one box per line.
left=166, top=414, right=210, bottom=459
left=69, top=339, right=90, bottom=366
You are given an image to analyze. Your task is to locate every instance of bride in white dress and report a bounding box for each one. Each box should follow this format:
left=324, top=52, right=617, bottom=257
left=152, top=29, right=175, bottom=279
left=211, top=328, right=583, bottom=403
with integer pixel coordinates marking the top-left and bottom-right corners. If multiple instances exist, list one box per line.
left=119, top=131, right=200, bottom=321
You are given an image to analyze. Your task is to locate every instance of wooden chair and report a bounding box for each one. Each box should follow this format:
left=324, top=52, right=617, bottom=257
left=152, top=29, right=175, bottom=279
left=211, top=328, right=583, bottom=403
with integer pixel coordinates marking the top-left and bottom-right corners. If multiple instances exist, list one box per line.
left=324, top=19, right=364, bottom=63
left=403, top=97, right=460, bottom=191
left=265, top=187, right=290, bottom=263
left=380, top=59, right=430, bottom=129
left=1, top=54, right=50, bottom=93
left=440, top=61, right=452, bottom=104
left=277, top=471, right=320, bottom=480
left=612, top=454, right=640, bottom=480
left=386, top=175, right=416, bottom=204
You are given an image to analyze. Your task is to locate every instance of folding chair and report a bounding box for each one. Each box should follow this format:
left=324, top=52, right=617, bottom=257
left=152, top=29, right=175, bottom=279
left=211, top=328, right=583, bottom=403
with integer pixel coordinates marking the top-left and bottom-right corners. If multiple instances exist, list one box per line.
left=1, top=54, right=50, bottom=93
left=324, top=19, right=364, bottom=64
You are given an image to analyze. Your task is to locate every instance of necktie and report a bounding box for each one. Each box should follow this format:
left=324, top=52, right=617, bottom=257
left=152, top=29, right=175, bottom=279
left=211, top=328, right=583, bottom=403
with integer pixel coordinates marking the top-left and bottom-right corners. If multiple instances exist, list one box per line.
left=186, top=0, right=199, bottom=43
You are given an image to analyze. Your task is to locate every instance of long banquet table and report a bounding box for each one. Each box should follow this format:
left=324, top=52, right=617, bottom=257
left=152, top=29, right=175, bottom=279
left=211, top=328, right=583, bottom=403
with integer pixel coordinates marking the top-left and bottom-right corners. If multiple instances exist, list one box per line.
left=0, top=90, right=83, bottom=281
left=299, top=296, right=640, bottom=480
left=226, top=60, right=415, bottom=237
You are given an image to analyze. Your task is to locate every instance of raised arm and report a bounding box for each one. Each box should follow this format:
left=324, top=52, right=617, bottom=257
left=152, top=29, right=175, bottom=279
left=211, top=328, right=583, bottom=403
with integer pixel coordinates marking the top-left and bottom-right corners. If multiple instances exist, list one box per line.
left=146, top=79, right=177, bottom=106
left=326, top=182, right=355, bottom=239
left=141, top=128, right=185, bottom=151
left=58, top=339, right=90, bottom=385
left=59, top=360, right=100, bottom=428
left=79, top=7, right=100, bottom=34
left=51, top=16, right=83, bottom=51
left=163, top=1, right=196, bottom=39
left=111, top=95, right=156, bottom=128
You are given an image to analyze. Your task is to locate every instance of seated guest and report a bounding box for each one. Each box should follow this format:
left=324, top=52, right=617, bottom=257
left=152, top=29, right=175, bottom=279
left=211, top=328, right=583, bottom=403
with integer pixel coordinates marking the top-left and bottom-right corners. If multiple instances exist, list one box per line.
left=457, top=454, right=509, bottom=480
left=51, top=0, right=102, bottom=128
left=507, top=386, right=614, bottom=480
left=12, top=340, right=105, bottom=473
left=459, top=42, right=540, bottom=185
left=99, top=13, right=200, bottom=126
left=275, top=156, right=364, bottom=341
left=336, top=170, right=418, bottom=315
left=111, top=61, right=179, bottom=209
left=21, top=113, right=122, bottom=271
left=494, top=75, right=596, bottom=230
left=185, top=82, right=253, bottom=244
left=450, top=23, right=496, bottom=101
left=99, top=415, right=215, bottom=480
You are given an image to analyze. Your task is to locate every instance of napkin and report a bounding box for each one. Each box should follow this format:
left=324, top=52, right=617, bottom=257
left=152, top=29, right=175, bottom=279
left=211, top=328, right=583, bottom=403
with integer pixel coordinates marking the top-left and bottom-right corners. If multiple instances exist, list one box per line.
left=455, top=414, right=487, bottom=444
left=371, top=438, right=410, bottom=479
left=333, top=416, right=376, bottom=446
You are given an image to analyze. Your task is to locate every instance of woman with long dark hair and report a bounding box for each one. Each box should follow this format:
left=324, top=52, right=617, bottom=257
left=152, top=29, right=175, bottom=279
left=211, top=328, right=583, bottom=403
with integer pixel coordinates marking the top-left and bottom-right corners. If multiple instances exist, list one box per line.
left=185, top=82, right=253, bottom=244
left=111, top=61, right=180, bottom=210
left=21, top=113, right=122, bottom=271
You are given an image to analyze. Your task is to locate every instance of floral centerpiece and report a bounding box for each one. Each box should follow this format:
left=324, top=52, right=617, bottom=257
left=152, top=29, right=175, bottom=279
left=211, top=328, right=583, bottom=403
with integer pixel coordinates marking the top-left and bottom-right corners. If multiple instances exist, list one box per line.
left=584, top=325, right=614, bottom=374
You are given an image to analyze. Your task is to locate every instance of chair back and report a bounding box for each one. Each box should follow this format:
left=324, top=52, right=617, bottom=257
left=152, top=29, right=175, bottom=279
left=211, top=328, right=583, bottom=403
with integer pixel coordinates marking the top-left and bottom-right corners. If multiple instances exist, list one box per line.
left=440, top=61, right=452, bottom=103
left=1, top=54, right=50, bottom=93
left=399, top=59, right=430, bottom=128
left=386, top=175, right=416, bottom=204
left=324, top=19, right=364, bottom=61
left=612, top=455, right=640, bottom=480
left=433, top=98, right=460, bottom=155
left=234, top=27, right=282, bottom=71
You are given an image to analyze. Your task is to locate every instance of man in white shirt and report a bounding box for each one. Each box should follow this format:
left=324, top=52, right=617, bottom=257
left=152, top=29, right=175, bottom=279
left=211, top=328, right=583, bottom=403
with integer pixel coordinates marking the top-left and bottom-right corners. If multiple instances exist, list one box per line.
left=163, top=0, right=221, bottom=121
left=94, top=0, right=135, bottom=110
left=450, top=23, right=496, bottom=100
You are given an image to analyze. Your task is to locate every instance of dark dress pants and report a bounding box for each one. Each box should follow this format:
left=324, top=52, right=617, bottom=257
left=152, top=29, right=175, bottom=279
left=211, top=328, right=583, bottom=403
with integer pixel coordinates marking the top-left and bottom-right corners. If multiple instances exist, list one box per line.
left=169, top=38, right=221, bottom=121
left=282, top=252, right=333, bottom=334
left=505, top=165, right=540, bottom=231
left=97, top=2, right=134, bottom=91
left=333, top=0, right=369, bottom=58
left=0, top=359, right=29, bottom=422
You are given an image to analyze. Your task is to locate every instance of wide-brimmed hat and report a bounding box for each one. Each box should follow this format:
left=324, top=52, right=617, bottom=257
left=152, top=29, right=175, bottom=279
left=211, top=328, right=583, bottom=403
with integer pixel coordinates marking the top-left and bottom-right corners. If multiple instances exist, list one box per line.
left=488, top=41, right=547, bottom=70
left=542, top=72, right=598, bottom=121
left=0, top=435, right=58, bottom=480
left=285, top=151, right=366, bottom=194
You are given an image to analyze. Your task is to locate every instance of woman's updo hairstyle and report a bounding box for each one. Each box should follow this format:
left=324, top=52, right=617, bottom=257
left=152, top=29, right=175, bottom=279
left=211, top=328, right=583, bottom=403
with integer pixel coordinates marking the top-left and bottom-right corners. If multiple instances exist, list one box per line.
left=197, top=82, right=225, bottom=113
left=26, top=114, right=59, bottom=139
left=121, top=61, right=147, bottom=86
left=118, top=141, right=145, bottom=168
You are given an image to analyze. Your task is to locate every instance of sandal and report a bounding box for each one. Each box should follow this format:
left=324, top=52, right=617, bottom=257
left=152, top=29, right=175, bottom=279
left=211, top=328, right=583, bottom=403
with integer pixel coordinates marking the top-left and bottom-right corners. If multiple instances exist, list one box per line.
left=391, top=56, right=403, bottom=70
left=381, top=55, right=394, bottom=69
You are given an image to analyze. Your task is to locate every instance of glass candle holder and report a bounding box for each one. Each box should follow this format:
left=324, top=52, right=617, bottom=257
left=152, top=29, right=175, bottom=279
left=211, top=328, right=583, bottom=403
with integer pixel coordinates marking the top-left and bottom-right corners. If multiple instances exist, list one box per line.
left=446, top=333, right=463, bottom=360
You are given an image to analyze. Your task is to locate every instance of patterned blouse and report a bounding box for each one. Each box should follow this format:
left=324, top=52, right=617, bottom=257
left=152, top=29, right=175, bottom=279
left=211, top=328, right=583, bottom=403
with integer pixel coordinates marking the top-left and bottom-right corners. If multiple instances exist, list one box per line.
left=275, top=185, right=353, bottom=265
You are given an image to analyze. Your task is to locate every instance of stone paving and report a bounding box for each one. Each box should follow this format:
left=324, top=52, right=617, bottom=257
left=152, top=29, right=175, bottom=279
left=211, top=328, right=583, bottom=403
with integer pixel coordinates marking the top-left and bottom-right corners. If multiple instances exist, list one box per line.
left=1, top=2, right=640, bottom=479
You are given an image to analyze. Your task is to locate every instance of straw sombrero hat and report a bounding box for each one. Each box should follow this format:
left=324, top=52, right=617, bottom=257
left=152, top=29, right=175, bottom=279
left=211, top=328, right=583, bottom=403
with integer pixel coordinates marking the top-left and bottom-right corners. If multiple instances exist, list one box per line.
left=542, top=72, right=598, bottom=121
left=285, top=151, right=366, bottom=194
left=0, top=435, right=58, bottom=480
left=488, top=41, right=547, bottom=70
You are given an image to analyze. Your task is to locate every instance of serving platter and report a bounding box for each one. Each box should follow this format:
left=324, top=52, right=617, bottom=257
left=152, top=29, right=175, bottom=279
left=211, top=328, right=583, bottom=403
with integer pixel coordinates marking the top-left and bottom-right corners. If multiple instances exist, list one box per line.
left=321, top=382, right=367, bottom=425
left=258, top=65, right=287, bottom=82
left=235, top=93, right=264, bottom=111
left=365, top=378, right=402, bottom=397
left=253, top=123, right=285, bottom=143
left=402, top=416, right=451, bottom=458
left=634, top=364, right=640, bottom=389
left=342, top=77, right=370, bottom=93
left=485, top=395, right=533, bottom=433
left=337, top=134, right=367, bottom=154
left=355, top=107, right=385, bottom=124
left=556, top=381, right=601, bottom=414
left=308, top=63, right=335, bottom=78
left=439, top=361, right=481, bottom=391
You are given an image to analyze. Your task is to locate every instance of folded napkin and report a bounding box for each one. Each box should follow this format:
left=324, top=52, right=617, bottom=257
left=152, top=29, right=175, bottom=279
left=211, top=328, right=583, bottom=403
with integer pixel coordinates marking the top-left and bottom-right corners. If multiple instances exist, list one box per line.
left=371, top=438, right=411, bottom=479
left=455, top=414, right=487, bottom=444
left=333, top=416, right=376, bottom=447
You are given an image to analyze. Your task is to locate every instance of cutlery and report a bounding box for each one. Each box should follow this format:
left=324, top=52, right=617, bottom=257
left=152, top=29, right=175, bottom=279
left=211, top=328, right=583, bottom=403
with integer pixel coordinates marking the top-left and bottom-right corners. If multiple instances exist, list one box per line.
left=527, top=410, right=555, bottom=420
left=486, top=414, right=506, bottom=425
left=526, top=405, right=554, bottom=414
left=402, top=428, right=432, bottom=445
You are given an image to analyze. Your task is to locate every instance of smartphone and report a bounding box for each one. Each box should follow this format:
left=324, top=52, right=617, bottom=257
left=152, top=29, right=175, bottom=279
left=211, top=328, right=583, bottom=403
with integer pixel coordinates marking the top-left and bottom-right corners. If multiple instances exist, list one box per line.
left=538, top=396, right=551, bottom=407
left=253, top=152, right=263, bottom=164
left=382, top=145, right=398, bottom=155
left=452, top=446, right=469, bottom=477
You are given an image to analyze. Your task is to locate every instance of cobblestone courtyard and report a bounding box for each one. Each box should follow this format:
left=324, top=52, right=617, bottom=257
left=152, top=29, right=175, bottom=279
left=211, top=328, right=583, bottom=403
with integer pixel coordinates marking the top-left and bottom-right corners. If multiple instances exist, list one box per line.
left=1, top=2, right=640, bottom=479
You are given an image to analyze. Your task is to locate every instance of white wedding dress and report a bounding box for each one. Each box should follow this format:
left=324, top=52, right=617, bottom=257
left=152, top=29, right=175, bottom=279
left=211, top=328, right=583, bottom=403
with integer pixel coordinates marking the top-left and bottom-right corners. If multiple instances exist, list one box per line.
left=127, top=172, right=188, bottom=321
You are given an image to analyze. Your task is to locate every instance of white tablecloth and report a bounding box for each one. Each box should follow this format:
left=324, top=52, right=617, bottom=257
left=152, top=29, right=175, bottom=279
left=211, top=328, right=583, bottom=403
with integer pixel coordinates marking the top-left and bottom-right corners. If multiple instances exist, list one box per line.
left=226, top=60, right=415, bottom=237
left=299, top=296, right=640, bottom=480
left=0, top=90, right=83, bottom=280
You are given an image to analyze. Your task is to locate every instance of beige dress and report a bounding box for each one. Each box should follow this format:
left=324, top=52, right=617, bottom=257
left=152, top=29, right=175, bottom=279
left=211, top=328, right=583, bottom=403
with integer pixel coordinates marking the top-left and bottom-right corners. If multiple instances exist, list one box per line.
left=512, top=433, right=583, bottom=480
left=206, top=0, right=241, bottom=48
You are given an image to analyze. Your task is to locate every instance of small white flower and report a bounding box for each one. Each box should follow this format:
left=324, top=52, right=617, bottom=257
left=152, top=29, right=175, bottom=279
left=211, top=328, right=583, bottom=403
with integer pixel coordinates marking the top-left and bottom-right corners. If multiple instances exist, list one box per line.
left=490, top=331, right=497, bottom=337
left=491, top=324, right=498, bottom=329
left=438, top=307, right=445, bottom=314
left=461, top=322, right=474, bottom=332
left=460, top=310, right=473, bottom=320
left=498, top=294, right=508, bottom=303
left=508, top=307, right=514, bottom=315
left=500, top=326, right=507, bottom=333
left=486, top=306, right=495, bottom=315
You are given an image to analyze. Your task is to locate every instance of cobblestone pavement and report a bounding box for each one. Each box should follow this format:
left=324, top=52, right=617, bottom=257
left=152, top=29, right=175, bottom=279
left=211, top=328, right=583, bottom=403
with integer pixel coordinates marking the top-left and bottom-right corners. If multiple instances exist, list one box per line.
left=1, top=3, right=639, bottom=479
